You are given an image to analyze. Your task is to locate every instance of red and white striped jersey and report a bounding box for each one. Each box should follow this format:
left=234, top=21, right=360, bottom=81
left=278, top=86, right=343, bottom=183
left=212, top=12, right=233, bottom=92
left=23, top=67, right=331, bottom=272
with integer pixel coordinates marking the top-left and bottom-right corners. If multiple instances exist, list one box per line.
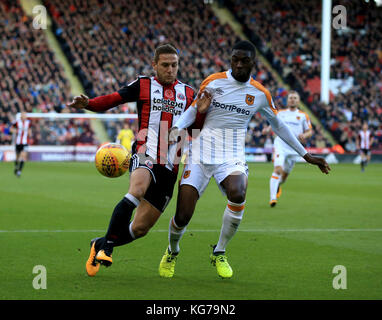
left=12, top=119, right=31, bottom=145
left=117, top=76, right=195, bottom=173
left=359, top=130, right=372, bottom=149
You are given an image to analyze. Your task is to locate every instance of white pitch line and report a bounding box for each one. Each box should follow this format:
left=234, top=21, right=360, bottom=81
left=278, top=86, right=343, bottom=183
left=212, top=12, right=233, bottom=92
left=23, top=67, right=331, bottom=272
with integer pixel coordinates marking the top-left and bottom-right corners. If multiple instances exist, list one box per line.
left=1, top=229, right=382, bottom=233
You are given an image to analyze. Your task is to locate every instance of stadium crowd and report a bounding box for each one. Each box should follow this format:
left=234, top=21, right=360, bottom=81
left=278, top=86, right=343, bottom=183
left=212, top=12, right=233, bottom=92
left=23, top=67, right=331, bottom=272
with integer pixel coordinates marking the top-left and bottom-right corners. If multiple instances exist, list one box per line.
left=3, top=0, right=377, bottom=151
left=0, top=0, right=96, bottom=145
left=226, top=0, right=382, bottom=151
left=43, top=0, right=330, bottom=149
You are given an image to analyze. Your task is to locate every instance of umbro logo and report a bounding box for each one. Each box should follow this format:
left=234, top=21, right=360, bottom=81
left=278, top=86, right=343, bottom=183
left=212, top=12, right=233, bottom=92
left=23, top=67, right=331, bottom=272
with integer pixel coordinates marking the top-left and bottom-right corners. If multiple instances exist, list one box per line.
left=215, top=88, right=224, bottom=95
left=154, top=89, right=161, bottom=94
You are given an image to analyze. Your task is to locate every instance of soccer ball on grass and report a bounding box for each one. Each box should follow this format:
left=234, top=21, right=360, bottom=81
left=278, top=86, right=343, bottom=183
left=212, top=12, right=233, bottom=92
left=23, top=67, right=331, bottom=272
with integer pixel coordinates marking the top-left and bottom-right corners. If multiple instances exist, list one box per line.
left=94, top=143, right=131, bottom=178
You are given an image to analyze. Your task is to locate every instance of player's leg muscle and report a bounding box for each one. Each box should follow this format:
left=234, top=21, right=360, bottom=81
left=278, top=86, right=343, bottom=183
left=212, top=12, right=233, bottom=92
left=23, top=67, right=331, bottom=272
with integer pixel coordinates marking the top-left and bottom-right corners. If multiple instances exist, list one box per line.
left=131, top=200, right=161, bottom=238
left=274, top=165, right=283, bottom=175
left=281, top=171, right=289, bottom=182
left=128, top=167, right=152, bottom=200
left=174, top=184, right=199, bottom=227
left=220, top=172, right=248, bottom=204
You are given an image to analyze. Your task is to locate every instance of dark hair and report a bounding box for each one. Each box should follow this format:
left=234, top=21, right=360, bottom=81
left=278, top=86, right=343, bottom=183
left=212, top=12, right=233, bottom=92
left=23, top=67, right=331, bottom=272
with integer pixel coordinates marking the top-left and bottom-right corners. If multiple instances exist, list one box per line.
left=154, top=44, right=178, bottom=62
left=232, top=40, right=256, bottom=57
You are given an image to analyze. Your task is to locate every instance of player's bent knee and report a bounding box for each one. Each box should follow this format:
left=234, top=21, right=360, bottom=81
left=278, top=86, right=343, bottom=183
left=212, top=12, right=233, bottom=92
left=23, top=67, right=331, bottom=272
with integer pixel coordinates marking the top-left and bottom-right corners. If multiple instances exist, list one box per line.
left=274, top=166, right=283, bottom=175
left=227, top=190, right=246, bottom=204
left=131, top=224, right=150, bottom=239
left=173, top=213, right=192, bottom=228
left=128, top=185, right=148, bottom=200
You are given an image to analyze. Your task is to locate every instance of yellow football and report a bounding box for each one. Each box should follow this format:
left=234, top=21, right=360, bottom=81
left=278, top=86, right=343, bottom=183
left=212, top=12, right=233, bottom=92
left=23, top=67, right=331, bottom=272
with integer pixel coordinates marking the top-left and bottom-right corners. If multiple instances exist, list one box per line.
left=94, top=143, right=131, bottom=178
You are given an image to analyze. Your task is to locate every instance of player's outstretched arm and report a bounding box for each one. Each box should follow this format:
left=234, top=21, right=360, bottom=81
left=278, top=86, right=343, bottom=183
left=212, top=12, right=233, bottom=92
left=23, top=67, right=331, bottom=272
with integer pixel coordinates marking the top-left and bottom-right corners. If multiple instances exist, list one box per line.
left=303, top=153, right=331, bottom=174
left=67, top=92, right=125, bottom=112
left=67, top=94, right=89, bottom=109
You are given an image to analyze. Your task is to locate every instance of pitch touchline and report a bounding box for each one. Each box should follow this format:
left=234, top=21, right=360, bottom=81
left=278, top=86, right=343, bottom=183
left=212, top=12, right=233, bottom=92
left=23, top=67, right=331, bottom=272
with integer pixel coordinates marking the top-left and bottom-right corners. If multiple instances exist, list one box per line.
left=1, top=229, right=382, bottom=233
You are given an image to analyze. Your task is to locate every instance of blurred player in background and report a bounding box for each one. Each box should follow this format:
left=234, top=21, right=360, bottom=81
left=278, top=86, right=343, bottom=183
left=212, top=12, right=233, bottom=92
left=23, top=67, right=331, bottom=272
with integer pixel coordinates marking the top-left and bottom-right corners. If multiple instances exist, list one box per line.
left=263, top=91, right=313, bottom=207
left=68, top=44, right=196, bottom=277
left=357, top=122, right=374, bottom=172
left=158, top=41, right=330, bottom=279
left=11, top=112, right=31, bottom=177
left=116, top=121, right=135, bottom=153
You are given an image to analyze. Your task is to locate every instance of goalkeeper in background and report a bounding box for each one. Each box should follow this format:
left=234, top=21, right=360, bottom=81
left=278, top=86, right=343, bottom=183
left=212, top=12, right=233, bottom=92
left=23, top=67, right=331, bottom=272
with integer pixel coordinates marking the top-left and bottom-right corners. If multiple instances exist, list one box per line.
left=116, top=121, right=135, bottom=153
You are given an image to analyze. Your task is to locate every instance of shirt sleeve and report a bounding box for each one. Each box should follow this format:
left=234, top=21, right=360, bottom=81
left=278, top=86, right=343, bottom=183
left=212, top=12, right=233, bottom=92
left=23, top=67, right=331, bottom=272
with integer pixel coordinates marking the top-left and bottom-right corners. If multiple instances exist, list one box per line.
left=117, top=78, right=140, bottom=102
left=303, top=113, right=312, bottom=131
left=174, top=105, right=197, bottom=129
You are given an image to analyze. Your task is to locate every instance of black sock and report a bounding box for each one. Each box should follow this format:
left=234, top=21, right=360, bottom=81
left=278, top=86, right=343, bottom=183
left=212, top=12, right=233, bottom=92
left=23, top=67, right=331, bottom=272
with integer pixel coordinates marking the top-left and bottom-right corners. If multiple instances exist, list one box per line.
left=14, top=161, right=19, bottom=170
left=18, top=161, right=24, bottom=172
left=103, top=197, right=138, bottom=251
left=361, top=160, right=365, bottom=170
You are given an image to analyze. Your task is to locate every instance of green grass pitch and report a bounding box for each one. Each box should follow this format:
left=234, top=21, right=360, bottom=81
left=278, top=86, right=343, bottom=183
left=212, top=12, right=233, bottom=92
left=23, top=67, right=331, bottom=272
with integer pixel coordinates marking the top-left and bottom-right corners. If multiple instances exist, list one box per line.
left=0, top=161, right=381, bottom=300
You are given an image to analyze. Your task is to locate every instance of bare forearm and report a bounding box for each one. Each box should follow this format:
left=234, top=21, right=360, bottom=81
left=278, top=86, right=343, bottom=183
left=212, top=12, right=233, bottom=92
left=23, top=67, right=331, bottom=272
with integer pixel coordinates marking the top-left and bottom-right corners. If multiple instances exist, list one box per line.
left=301, top=129, right=313, bottom=139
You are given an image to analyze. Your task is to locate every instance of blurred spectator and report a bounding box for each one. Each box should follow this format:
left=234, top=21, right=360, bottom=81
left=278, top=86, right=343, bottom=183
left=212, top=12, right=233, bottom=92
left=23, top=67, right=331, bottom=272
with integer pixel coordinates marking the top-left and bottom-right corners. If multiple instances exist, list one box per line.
left=0, top=0, right=78, bottom=144
left=28, top=118, right=98, bottom=145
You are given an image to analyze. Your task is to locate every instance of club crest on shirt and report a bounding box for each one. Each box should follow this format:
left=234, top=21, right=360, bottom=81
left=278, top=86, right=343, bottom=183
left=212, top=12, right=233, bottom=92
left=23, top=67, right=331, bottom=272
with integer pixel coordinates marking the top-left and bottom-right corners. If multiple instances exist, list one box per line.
left=296, top=116, right=300, bottom=120
left=183, top=170, right=191, bottom=179
left=177, top=93, right=185, bottom=101
left=164, top=89, right=174, bottom=99
left=145, top=159, right=154, bottom=169
left=245, top=94, right=255, bottom=105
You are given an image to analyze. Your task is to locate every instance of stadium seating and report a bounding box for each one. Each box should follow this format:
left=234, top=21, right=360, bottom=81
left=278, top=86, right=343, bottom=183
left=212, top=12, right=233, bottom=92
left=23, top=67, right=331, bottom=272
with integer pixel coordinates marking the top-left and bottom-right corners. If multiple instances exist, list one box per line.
left=0, top=0, right=95, bottom=145
left=225, top=0, right=382, bottom=151
left=43, top=0, right=330, bottom=148
left=4, top=0, right=377, bottom=150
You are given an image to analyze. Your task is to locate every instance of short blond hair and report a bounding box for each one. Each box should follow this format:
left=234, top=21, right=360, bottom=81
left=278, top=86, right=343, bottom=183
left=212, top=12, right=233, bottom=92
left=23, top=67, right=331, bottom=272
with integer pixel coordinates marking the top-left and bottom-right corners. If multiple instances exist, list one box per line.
left=288, top=90, right=300, bottom=98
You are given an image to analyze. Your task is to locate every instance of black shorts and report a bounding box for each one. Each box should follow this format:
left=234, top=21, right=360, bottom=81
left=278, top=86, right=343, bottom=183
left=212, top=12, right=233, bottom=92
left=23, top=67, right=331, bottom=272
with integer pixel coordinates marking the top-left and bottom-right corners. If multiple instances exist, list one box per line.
left=361, top=149, right=371, bottom=156
left=15, top=144, right=28, bottom=154
left=129, top=153, right=177, bottom=213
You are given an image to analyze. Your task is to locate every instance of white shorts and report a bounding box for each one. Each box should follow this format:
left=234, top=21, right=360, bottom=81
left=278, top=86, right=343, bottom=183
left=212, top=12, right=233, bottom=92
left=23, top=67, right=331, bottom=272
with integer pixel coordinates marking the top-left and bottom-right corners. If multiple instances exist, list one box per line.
left=273, top=148, right=300, bottom=173
left=180, top=160, right=248, bottom=197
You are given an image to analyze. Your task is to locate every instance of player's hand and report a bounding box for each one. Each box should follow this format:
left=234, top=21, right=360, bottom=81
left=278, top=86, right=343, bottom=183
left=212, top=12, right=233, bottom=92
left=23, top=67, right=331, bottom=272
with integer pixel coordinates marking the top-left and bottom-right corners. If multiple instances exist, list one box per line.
left=303, top=153, right=331, bottom=174
left=67, top=94, right=89, bottom=109
left=168, top=127, right=180, bottom=145
left=262, top=126, right=271, bottom=135
left=298, top=133, right=306, bottom=144
left=196, top=89, right=212, bottom=113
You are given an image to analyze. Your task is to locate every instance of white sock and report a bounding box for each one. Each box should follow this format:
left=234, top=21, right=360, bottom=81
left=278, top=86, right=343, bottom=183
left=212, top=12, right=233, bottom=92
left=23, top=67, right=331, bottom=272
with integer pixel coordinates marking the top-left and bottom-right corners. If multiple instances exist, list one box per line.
left=168, top=217, right=187, bottom=254
left=128, top=222, right=136, bottom=240
left=270, top=172, right=281, bottom=201
left=214, top=200, right=245, bottom=254
left=124, top=193, right=140, bottom=207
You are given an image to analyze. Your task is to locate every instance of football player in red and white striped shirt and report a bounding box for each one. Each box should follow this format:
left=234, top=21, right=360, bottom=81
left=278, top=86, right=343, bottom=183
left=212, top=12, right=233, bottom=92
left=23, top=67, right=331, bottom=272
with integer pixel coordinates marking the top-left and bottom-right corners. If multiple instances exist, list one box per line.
left=11, top=112, right=31, bottom=177
left=356, top=123, right=374, bottom=172
left=68, top=44, right=198, bottom=277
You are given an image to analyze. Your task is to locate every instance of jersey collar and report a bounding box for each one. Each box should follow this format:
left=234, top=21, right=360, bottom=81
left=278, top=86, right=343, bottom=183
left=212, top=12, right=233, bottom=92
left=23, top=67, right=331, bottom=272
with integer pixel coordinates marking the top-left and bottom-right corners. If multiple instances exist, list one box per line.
left=154, top=77, right=178, bottom=88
